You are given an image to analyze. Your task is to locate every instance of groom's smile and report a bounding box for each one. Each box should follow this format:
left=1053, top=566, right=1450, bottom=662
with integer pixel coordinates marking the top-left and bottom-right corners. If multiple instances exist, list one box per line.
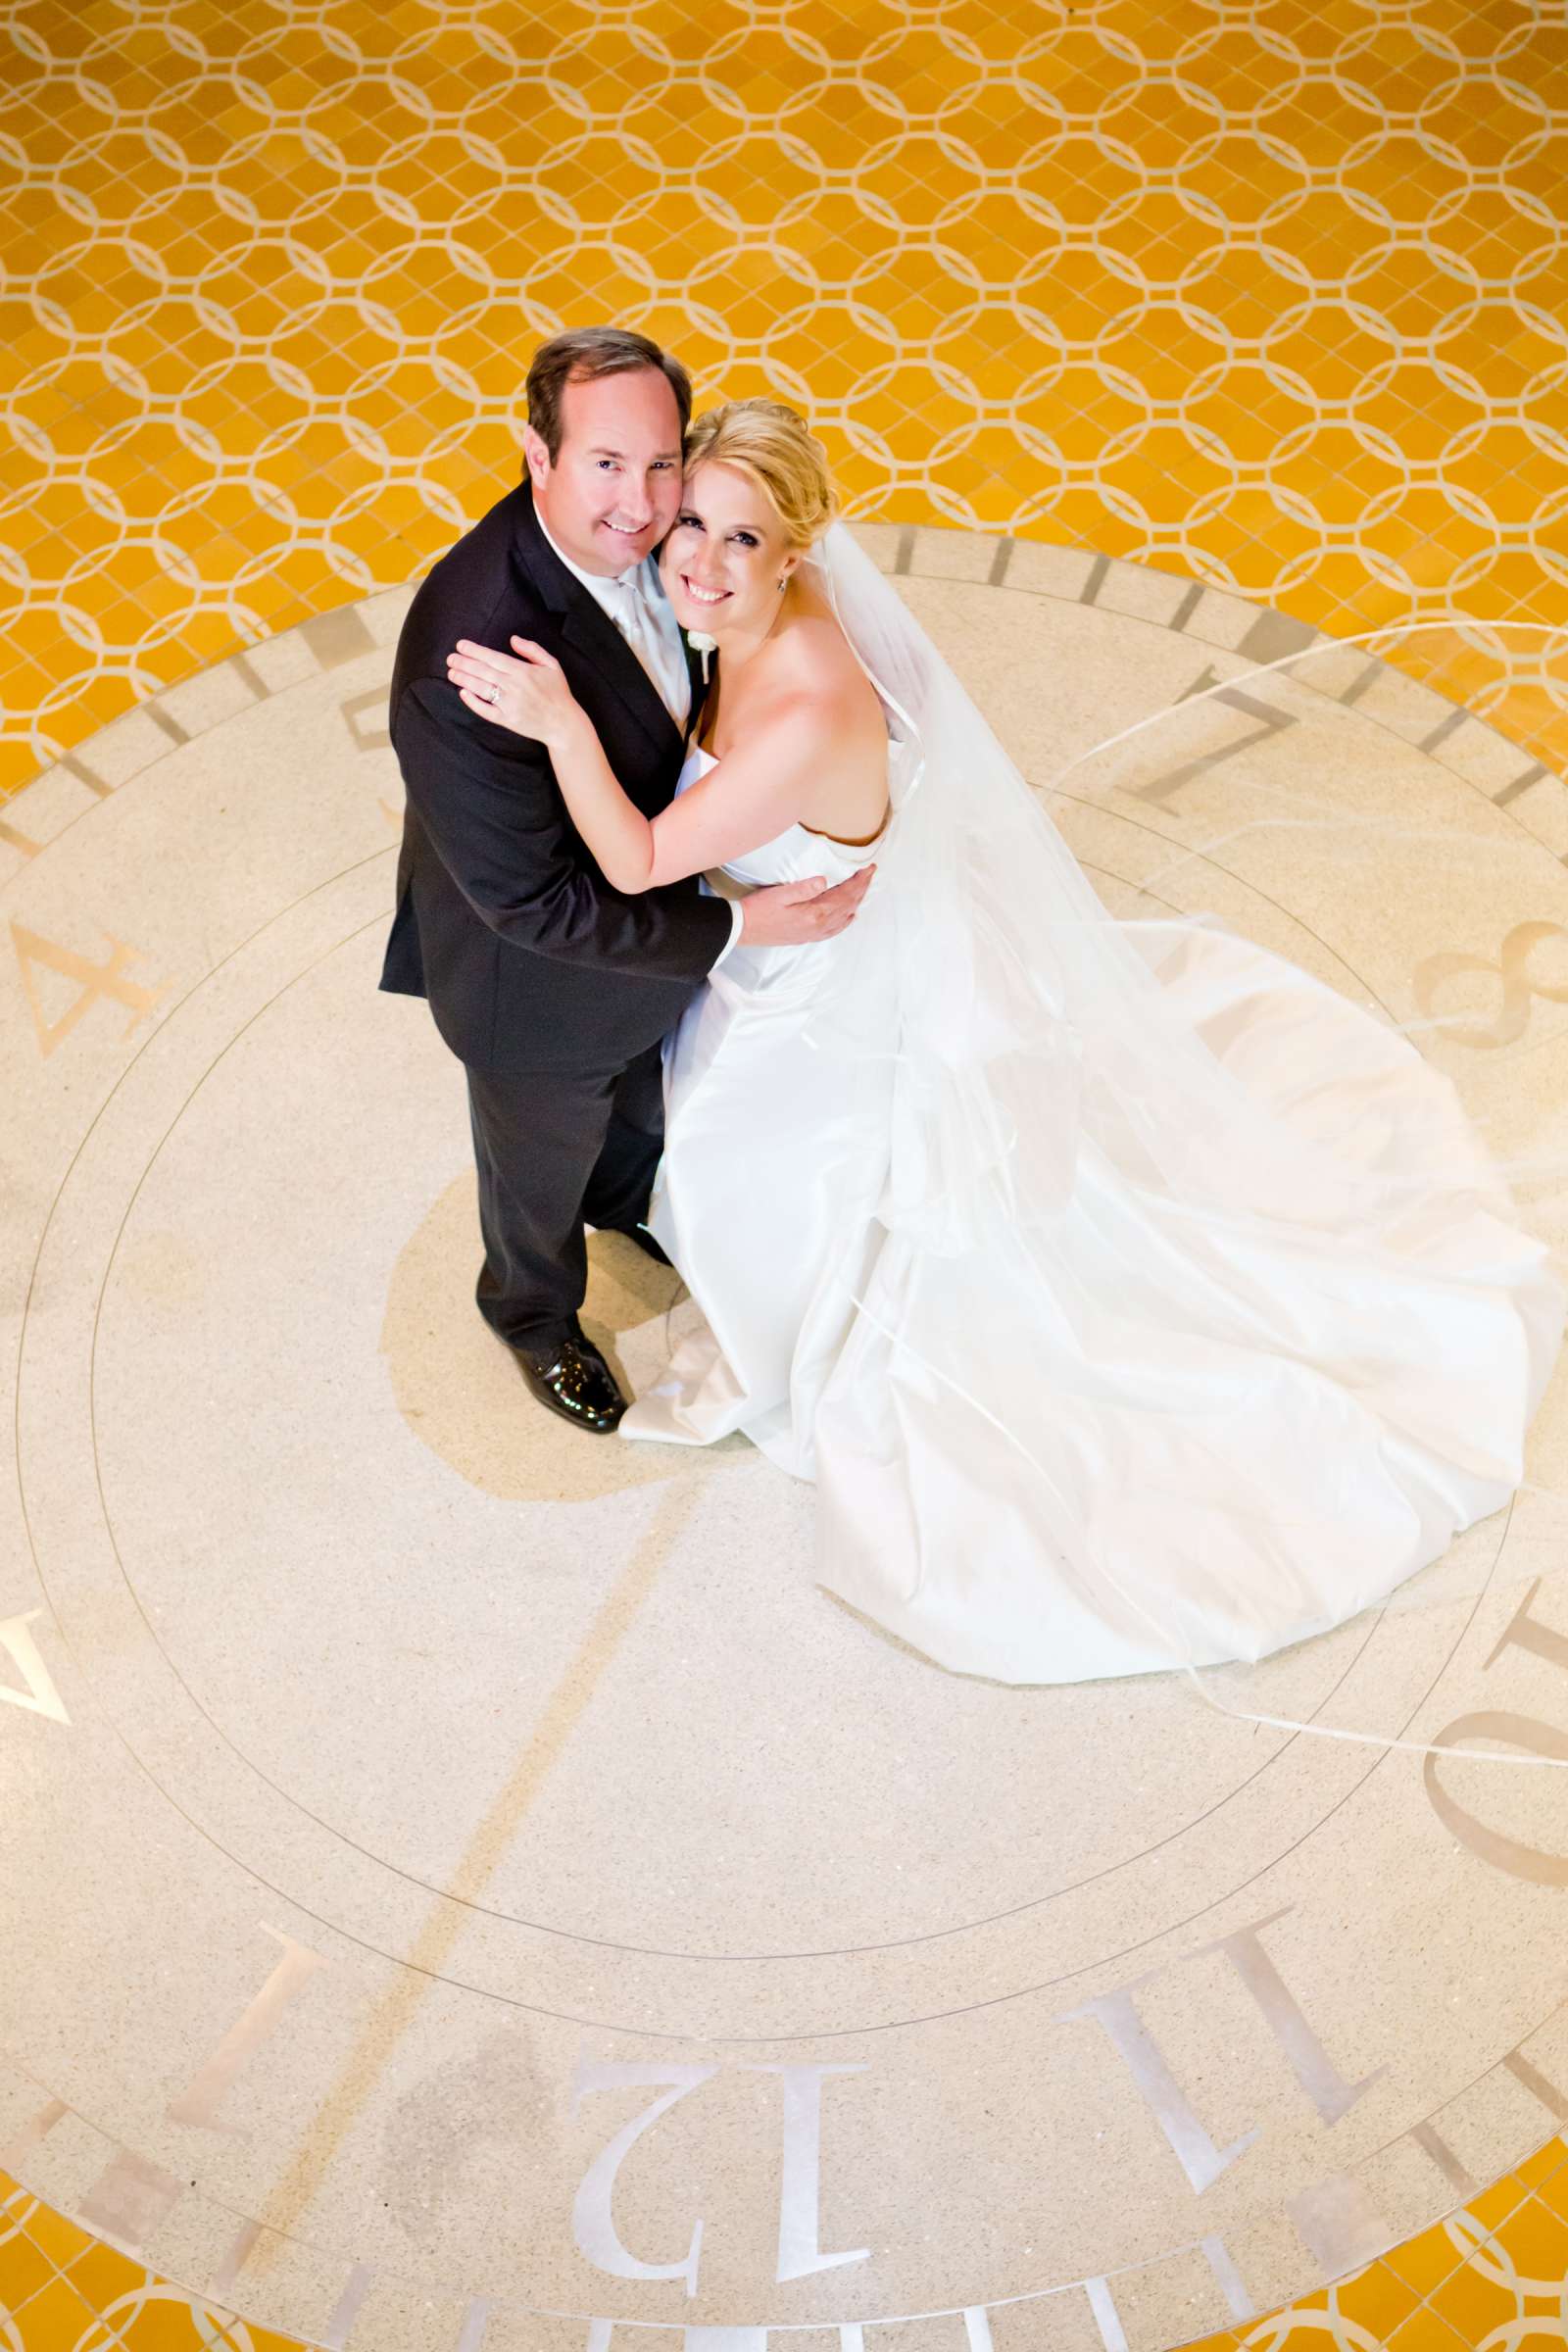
left=599, top=510, right=661, bottom=554
left=522, top=364, right=685, bottom=580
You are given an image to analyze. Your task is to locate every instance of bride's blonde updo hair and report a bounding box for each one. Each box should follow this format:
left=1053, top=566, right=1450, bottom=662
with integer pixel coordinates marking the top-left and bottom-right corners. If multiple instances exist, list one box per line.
left=683, top=398, right=837, bottom=549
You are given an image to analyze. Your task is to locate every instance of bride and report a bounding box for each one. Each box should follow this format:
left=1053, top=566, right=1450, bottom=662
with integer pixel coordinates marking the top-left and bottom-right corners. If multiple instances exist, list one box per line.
left=445, top=397, right=1565, bottom=1686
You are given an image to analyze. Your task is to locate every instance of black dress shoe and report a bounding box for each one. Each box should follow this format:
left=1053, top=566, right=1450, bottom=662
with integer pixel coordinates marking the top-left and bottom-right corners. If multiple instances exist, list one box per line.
left=517, top=1337, right=628, bottom=1434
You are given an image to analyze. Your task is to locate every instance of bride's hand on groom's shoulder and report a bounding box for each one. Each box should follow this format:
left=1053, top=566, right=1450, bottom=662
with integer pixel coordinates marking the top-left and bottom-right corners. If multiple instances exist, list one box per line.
left=740, top=864, right=874, bottom=948
left=445, top=637, right=584, bottom=752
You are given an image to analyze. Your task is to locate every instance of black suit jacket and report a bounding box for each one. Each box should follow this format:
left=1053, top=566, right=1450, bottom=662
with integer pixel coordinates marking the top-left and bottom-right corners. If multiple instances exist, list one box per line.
left=379, top=480, right=733, bottom=1072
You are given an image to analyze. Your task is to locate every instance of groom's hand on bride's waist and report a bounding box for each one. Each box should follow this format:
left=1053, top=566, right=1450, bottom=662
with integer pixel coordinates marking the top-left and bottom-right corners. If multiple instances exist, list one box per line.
left=738, top=865, right=874, bottom=948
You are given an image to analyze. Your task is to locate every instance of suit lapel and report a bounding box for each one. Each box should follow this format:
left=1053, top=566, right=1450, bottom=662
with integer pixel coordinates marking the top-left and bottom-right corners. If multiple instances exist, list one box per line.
left=511, top=486, right=684, bottom=763
left=561, top=594, right=686, bottom=761
left=682, top=631, right=708, bottom=745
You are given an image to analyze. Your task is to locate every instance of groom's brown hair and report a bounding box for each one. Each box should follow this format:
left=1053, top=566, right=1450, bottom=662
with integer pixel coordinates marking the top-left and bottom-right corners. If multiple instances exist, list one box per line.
left=525, top=328, right=693, bottom=465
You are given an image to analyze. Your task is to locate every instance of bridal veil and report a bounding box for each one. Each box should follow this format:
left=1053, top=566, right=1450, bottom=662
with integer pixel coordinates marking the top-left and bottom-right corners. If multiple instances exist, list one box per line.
left=800, top=523, right=1566, bottom=1688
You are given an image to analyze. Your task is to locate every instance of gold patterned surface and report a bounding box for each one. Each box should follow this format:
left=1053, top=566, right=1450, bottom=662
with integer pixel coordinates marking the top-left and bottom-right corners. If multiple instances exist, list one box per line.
left=14, top=2143, right=1568, bottom=2348
left=2, top=0, right=1568, bottom=796
left=0, top=2170, right=300, bottom=2350
left=6, top=5, right=1568, bottom=2348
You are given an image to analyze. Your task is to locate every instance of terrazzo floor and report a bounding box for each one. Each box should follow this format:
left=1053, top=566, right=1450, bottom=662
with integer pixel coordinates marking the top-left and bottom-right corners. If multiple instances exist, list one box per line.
left=5, top=5, right=1568, bottom=2349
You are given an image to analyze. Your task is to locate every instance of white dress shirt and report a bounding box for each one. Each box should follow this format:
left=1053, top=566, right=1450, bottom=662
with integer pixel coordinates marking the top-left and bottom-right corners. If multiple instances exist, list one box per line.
left=535, top=510, right=741, bottom=964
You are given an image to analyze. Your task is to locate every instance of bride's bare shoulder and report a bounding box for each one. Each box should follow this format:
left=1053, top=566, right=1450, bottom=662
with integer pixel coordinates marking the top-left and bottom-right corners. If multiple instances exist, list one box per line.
left=780, top=586, right=882, bottom=728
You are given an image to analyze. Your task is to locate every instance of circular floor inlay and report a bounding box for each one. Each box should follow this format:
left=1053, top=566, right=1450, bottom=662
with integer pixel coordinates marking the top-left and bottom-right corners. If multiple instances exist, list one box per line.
left=4, top=532, right=1568, bottom=2351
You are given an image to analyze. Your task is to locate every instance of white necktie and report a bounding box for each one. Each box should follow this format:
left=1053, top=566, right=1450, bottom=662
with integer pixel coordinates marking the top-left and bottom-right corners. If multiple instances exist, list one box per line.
left=611, top=574, right=675, bottom=718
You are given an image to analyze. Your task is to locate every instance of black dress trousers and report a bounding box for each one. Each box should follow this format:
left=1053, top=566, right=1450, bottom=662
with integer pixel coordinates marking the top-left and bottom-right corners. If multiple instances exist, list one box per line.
left=466, top=1043, right=665, bottom=1364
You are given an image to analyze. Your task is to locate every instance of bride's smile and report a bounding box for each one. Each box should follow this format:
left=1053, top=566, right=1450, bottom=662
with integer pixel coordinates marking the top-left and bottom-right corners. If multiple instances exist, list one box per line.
left=662, top=458, right=803, bottom=649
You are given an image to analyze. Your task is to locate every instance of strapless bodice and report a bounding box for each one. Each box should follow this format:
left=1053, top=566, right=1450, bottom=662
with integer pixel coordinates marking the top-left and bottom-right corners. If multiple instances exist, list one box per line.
left=673, top=743, right=882, bottom=889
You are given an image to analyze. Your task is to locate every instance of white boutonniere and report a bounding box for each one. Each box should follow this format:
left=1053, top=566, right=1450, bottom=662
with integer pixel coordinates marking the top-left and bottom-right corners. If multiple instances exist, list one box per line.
left=687, top=630, right=717, bottom=684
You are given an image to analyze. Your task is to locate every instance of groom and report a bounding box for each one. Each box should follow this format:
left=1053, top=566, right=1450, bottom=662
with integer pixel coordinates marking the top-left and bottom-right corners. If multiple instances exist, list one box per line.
left=380, top=327, right=870, bottom=1433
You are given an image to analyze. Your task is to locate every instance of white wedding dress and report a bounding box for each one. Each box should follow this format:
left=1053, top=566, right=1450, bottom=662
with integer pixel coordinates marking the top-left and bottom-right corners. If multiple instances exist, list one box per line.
left=619, top=531, right=1565, bottom=1686
left=620, top=743, right=893, bottom=1470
